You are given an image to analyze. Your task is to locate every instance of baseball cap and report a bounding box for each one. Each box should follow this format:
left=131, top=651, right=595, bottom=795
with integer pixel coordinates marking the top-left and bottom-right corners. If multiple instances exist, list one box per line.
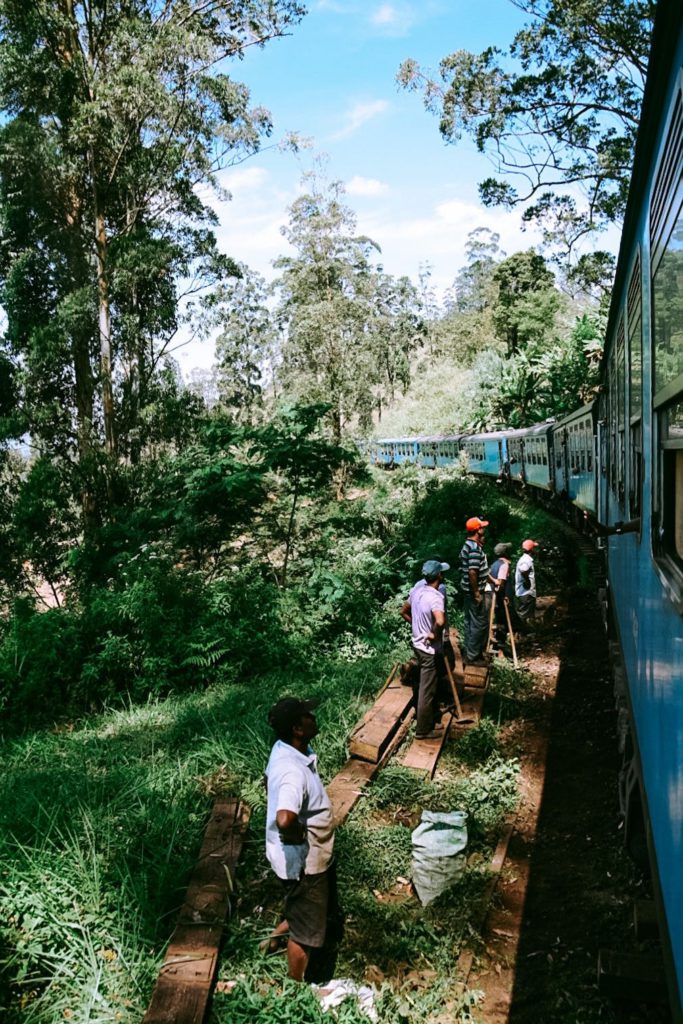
left=465, top=516, right=489, bottom=531
left=422, top=559, right=450, bottom=580
left=522, top=539, right=539, bottom=551
left=494, top=542, right=513, bottom=557
left=268, top=696, right=319, bottom=737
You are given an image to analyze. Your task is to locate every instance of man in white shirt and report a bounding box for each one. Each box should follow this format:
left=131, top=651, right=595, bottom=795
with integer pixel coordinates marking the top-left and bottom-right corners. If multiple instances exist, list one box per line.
left=264, top=697, right=337, bottom=980
left=515, top=539, right=539, bottom=627
left=400, top=559, right=449, bottom=739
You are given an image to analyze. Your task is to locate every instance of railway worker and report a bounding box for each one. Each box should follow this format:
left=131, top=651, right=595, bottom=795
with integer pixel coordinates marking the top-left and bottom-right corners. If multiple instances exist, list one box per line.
left=263, top=697, right=339, bottom=981
left=459, top=517, right=492, bottom=666
left=490, top=542, right=514, bottom=654
left=399, top=559, right=450, bottom=739
left=515, top=539, right=539, bottom=628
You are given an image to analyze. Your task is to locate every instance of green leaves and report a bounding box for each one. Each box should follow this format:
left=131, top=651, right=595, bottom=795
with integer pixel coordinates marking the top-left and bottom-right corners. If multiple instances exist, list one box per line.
left=0, top=0, right=306, bottom=530
left=399, top=0, right=654, bottom=253
left=274, top=172, right=423, bottom=441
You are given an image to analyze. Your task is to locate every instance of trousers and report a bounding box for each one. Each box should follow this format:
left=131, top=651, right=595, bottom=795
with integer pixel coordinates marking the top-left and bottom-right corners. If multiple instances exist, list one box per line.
left=463, top=593, right=487, bottom=661
left=414, top=648, right=439, bottom=736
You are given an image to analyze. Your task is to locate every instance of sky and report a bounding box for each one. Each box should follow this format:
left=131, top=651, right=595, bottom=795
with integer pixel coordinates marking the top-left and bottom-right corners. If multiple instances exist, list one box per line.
left=176, top=0, right=567, bottom=373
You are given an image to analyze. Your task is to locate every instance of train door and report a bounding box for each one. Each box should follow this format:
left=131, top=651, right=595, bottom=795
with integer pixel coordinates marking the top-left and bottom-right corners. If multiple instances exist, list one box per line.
left=597, top=407, right=609, bottom=526
left=559, top=429, right=568, bottom=496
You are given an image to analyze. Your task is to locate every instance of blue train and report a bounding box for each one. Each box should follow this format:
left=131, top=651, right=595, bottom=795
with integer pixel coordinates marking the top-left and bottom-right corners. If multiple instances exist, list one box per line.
left=368, top=1, right=683, bottom=1014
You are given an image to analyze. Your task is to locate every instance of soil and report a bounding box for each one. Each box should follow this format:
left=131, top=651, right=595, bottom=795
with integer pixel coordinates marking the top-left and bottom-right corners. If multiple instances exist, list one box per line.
left=471, top=588, right=672, bottom=1024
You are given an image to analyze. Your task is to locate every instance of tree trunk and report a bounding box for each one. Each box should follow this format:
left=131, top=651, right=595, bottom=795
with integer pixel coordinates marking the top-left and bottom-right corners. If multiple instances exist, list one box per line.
left=281, top=477, right=299, bottom=588
left=94, top=198, right=116, bottom=456
left=65, top=181, right=99, bottom=534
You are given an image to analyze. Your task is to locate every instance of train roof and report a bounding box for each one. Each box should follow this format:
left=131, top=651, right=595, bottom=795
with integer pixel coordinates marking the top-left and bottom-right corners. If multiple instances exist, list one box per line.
left=505, top=421, right=555, bottom=438
left=459, top=429, right=510, bottom=441
left=373, top=434, right=463, bottom=443
left=552, top=401, right=597, bottom=429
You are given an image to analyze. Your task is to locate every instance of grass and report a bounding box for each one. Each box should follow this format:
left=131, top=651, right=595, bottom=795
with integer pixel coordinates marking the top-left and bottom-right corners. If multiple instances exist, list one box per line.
left=0, top=653, right=525, bottom=1024
left=0, top=470, right=581, bottom=1024
left=0, top=654, right=392, bottom=1024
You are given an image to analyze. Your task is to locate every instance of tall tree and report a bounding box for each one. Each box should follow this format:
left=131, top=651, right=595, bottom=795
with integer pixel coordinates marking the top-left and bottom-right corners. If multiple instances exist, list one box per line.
left=207, top=264, right=279, bottom=420
left=492, top=249, right=561, bottom=355
left=368, top=272, right=423, bottom=424
left=0, top=0, right=304, bottom=525
left=398, top=0, right=654, bottom=255
left=450, top=227, right=504, bottom=313
left=274, top=173, right=418, bottom=442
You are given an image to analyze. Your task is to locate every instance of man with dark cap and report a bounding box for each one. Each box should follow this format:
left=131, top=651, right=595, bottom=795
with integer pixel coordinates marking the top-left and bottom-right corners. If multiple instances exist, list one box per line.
left=400, top=559, right=449, bottom=739
left=459, top=517, right=492, bottom=665
left=490, top=542, right=514, bottom=654
left=263, top=697, right=337, bottom=980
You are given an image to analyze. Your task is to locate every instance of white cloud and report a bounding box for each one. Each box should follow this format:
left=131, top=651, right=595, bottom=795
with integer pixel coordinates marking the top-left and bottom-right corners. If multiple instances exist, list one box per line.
left=360, top=197, right=545, bottom=296
left=369, top=2, right=416, bottom=35
left=217, top=166, right=269, bottom=194
left=315, top=0, right=354, bottom=10
left=346, top=175, right=389, bottom=197
left=330, top=99, right=390, bottom=141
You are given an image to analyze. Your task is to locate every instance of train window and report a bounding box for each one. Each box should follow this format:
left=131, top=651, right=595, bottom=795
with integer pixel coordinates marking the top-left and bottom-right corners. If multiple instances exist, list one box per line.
left=628, top=257, right=643, bottom=422
left=616, top=322, right=626, bottom=507
left=651, top=109, right=683, bottom=596
left=608, top=357, right=617, bottom=493
left=660, top=400, right=683, bottom=562
left=653, top=200, right=683, bottom=399
left=580, top=429, right=586, bottom=472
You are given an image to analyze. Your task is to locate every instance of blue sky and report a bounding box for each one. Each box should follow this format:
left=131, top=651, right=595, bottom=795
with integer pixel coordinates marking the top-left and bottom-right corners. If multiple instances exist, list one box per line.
left=179, top=0, right=569, bottom=371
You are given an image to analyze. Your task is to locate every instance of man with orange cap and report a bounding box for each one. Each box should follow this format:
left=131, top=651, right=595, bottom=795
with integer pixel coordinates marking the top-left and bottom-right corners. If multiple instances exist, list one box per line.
left=515, top=539, right=539, bottom=627
left=459, top=516, right=492, bottom=665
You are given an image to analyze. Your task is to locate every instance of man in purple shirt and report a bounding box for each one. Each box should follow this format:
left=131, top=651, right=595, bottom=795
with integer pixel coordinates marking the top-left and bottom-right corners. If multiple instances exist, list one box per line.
left=400, top=559, right=450, bottom=739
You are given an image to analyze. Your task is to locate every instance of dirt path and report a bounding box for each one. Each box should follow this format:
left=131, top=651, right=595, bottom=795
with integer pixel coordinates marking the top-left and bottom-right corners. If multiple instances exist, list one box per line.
left=472, top=588, right=669, bottom=1023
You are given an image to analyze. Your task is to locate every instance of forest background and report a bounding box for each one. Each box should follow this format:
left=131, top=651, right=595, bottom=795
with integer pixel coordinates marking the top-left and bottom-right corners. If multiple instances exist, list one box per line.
left=0, top=1, right=655, bottom=1017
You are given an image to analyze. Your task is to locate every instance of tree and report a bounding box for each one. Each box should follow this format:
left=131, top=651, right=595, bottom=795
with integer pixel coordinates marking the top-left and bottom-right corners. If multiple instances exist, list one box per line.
left=368, top=273, right=424, bottom=425
left=274, top=173, right=419, bottom=441
left=207, top=264, right=279, bottom=420
left=398, top=0, right=654, bottom=254
left=260, top=404, right=356, bottom=586
left=468, top=312, right=603, bottom=428
left=0, top=0, right=304, bottom=532
left=492, top=250, right=562, bottom=355
left=449, top=228, right=504, bottom=313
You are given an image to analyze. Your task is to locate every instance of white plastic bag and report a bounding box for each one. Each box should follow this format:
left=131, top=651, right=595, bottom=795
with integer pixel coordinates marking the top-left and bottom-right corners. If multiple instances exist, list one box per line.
left=411, top=810, right=467, bottom=906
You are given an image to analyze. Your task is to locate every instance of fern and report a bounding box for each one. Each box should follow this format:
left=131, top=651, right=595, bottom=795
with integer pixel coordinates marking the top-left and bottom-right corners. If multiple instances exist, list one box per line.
left=181, top=637, right=230, bottom=669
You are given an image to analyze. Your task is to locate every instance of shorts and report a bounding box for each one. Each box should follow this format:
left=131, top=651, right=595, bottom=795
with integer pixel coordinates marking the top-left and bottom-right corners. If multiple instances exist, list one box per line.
left=282, top=868, right=330, bottom=948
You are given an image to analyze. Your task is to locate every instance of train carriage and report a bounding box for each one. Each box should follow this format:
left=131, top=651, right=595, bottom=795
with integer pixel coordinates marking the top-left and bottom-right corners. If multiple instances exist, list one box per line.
left=502, top=423, right=554, bottom=491
left=551, top=402, right=598, bottom=515
left=593, top=2, right=683, bottom=1015
left=459, top=431, right=507, bottom=478
left=370, top=437, right=417, bottom=466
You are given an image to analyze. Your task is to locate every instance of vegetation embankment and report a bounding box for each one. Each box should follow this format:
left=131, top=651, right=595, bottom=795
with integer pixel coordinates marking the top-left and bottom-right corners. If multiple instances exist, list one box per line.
left=0, top=466, right=585, bottom=1024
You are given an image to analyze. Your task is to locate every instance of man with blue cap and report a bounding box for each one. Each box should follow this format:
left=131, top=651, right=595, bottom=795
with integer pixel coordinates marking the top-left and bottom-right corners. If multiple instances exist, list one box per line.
left=400, top=559, right=450, bottom=739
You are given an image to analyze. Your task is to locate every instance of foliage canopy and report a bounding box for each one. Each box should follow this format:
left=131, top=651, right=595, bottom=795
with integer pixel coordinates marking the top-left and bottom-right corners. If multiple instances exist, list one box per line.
left=398, top=0, right=654, bottom=256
